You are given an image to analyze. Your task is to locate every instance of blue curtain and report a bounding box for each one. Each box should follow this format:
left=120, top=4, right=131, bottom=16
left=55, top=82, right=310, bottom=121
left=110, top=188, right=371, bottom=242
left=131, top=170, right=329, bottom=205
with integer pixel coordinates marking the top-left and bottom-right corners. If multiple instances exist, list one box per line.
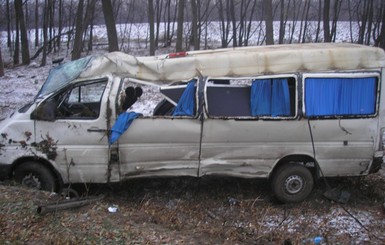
left=272, top=79, right=290, bottom=116
left=173, top=81, right=196, bottom=116
left=251, top=79, right=290, bottom=117
left=109, top=112, right=140, bottom=144
left=305, top=77, right=377, bottom=116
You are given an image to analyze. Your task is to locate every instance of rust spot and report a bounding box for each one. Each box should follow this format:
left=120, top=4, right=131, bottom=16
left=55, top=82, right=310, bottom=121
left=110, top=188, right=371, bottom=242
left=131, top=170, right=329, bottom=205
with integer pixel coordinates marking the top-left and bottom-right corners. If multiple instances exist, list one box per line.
left=24, top=131, right=32, bottom=141
left=1, top=133, right=7, bottom=140
left=19, top=140, right=27, bottom=148
left=31, top=134, right=58, bottom=160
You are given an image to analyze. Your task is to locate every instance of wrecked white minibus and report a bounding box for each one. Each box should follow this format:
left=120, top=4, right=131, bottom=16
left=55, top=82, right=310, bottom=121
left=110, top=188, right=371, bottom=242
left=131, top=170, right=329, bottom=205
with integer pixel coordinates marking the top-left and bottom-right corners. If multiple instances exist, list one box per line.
left=0, top=43, right=384, bottom=203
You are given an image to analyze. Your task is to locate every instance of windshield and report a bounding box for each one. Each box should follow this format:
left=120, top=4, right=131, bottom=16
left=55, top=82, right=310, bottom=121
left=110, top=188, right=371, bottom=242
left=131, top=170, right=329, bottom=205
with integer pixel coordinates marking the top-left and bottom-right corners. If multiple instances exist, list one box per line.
left=36, top=56, right=93, bottom=99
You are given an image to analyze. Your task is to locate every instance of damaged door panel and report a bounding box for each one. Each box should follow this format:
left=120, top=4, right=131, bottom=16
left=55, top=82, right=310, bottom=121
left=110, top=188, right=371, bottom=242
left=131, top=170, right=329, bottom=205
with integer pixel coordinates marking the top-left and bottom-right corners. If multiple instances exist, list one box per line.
left=32, top=78, right=112, bottom=184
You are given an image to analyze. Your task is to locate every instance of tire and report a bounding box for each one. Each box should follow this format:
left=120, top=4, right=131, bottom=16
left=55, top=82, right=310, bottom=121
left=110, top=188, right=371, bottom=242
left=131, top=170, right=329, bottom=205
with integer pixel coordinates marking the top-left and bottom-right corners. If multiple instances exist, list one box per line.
left=271, top=163, right=314, bottom=203
left=14, top=162, right=57, bottom=192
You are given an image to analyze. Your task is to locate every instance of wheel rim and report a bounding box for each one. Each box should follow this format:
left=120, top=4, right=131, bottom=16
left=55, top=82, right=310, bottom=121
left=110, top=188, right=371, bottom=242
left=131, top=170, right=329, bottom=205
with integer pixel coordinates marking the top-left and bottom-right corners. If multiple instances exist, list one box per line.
left=284, top=175, right=304, bottom=194
left=21, top=173, right=42, bottom=189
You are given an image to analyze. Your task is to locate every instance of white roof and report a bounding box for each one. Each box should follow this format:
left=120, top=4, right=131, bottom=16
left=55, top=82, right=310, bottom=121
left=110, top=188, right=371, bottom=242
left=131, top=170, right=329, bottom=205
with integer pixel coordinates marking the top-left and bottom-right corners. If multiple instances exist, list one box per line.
left=79, top=43, right=385, bottom=82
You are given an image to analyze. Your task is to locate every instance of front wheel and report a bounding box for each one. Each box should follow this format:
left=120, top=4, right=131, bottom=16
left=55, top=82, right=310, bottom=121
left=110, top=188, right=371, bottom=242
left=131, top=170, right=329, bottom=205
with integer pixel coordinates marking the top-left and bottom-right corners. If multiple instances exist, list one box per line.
left=271, top=163, right=314, bottom=203
left=14, top=162, right=57, bottom=192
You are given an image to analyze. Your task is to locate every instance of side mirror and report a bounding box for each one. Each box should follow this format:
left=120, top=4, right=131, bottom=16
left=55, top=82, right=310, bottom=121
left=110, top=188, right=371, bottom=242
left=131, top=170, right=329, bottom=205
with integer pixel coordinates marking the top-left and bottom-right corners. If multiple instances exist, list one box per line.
left=31, top=100, right=56, bottom=121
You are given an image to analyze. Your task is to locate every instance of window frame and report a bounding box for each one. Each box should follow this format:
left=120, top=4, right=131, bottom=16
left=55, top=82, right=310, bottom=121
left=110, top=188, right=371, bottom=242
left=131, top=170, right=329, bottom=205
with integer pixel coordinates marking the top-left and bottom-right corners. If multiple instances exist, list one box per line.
left=55, top=79, right=108, bottom=120
left=204, top=74, right=298, bottom=120
left=122, top=78, right=200, bottom=119
left=302, top=72, right=381, bottom=119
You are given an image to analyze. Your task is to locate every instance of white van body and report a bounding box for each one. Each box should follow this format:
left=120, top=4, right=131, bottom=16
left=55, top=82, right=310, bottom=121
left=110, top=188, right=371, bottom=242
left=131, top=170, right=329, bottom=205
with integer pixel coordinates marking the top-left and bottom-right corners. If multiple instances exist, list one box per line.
left=0, top=43, right=384, bottom=203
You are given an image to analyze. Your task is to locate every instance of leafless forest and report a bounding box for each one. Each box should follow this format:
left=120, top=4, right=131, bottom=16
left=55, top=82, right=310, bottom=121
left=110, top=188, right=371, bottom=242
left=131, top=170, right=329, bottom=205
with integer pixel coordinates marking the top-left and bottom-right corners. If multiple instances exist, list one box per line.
left=0, top=0, right=385, bottom=77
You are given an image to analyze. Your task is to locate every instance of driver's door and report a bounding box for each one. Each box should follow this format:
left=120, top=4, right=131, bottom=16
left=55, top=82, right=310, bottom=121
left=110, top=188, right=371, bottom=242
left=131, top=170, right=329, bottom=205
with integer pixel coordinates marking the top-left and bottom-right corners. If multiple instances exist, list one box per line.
left=33, top=78, right=111, bottom=184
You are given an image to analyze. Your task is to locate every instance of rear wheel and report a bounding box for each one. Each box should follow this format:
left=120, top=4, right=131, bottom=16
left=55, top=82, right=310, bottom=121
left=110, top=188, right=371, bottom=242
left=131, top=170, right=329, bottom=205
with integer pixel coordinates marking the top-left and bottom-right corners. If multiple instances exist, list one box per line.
left=271, top=163, right=314, bottom=203
left=14, top=162, right=57, bottom=192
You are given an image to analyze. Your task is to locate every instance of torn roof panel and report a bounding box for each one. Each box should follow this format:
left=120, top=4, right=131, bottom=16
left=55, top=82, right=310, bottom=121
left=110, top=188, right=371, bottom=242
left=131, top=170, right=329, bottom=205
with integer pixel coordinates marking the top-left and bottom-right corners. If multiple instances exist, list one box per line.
left=79, top=43, right=385, bottom=83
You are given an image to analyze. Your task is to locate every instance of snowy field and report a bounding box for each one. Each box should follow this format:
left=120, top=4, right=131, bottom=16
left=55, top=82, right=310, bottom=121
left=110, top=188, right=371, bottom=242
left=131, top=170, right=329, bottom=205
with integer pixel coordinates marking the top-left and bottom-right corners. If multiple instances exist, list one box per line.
left=1, top=21, right=385, bottom=243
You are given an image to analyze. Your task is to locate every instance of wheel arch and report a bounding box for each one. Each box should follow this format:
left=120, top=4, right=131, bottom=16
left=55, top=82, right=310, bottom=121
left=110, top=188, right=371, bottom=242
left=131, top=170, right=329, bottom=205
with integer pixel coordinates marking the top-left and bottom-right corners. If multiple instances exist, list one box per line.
left=269, top=154, right=318, bottom=180
left=11, top=157, right=64, bottom=190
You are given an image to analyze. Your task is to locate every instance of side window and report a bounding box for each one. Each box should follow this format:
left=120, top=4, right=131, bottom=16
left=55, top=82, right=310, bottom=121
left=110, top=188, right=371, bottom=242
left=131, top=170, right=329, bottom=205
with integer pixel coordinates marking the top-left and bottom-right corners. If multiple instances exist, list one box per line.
left=121, top=79, right=197, bottom=118
left=205, top=77, right=296, bottom=118
left=56, top=80, right=107, bottom=119
left=304, top=76, right=378, bottom=117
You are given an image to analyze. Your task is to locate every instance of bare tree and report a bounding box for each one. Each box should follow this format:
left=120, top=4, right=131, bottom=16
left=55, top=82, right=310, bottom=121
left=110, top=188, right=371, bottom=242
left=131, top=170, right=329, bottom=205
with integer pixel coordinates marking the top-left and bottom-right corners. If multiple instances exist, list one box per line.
left=57, top=0, right=63, bottom=50
left=102, top=0, right=119, bottom=52
left=163, top=0, right=178, bottom=47
left=299, top=0, right=311, bottom=43
left=278, top=0, right=288, bottom=44
left=41, top=0, right=49, bottom=66
left=155, top=0, right=164, bottom=49
left=323, top=0, right=331, bottom=42
left=72, top=0, right=85, bottom=60
left=190, top=0, right=199, bottom=50
left=15, top=0, right=30, bottom=65
left=35, top=0, right=39, bottom=47
left=13, top=8, right=20, bottom=65
left=0, top=48, right=4, bottom=77
left=315, top=0, right=322, bottom=42
left=264, top=0, right=274, bottom=45
left=148, top=0, right=155, bottom=55
left=6, top=0, right=12, bottom=49
left=176, top=0, right=185, bottom=51
left=216, top=0, right=230, bottom=48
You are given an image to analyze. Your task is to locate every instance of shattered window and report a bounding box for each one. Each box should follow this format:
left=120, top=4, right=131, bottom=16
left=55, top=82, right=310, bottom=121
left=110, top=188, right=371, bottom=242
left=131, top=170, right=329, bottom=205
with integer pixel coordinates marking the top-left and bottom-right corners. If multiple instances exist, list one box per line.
left=205, top=77, right=296, bottom=118
left=37, top=56, right=93, bottom=99
left=121, top=79, right=197, bottom=117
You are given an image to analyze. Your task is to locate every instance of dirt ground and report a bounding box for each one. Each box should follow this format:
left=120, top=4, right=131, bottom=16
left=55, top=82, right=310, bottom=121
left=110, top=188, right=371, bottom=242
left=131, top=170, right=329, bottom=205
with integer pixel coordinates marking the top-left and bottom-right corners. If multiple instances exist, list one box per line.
left=1, top=168, right=385, bottom=245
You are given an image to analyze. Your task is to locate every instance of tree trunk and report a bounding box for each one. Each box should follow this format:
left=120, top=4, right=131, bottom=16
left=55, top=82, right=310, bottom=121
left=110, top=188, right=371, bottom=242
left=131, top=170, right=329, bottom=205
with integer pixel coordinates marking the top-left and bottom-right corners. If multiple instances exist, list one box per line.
left=58, top=0, right=63, bottom=50
left=264, top=0, right=274, bottom=45
left=365, top=0, right=374, bottom=45
left=230, top=0, right=237, bottom=47
left=6, top=0, right=12, bottom=49
left=83, top=0, right=97, bottom=52
left=323, top=0, right=331, bottom=42
left=13, top=9, right=20, bottom=65
left=15, top=0, right=30, bottom=65
left=148, top=0, right=155, bottom=55
left=315, top=0, right=322, bottom=42
left=41, top=0, right=48, bottom=66
left=101, top=0, right=119, bottom=52
left=155, top=0, right=164, bottom=49
left=48, top=0, right=54, bottom=51
left=0, top=48, right=4, bottom=77
left=191, top=0, right=199, bottom=50
left=35, top=0, right=39, bottom=47
left=376, top=1, right=385, bottom=50
left=164, top=0, right=172, bottom=47
left=176, top=0, right=185, bottom=52
left=72, top=0, right=84, bottom=60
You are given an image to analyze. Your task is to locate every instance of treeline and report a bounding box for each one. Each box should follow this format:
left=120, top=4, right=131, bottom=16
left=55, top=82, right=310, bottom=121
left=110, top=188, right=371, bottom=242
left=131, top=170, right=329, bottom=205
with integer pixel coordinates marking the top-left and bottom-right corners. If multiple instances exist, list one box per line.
left=0, top=0, right=385, bottom=77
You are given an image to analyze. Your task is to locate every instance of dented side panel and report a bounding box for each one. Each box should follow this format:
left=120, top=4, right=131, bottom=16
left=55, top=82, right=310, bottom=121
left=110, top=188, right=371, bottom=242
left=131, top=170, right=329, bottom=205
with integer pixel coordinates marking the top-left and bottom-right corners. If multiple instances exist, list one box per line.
left=200, top=118, right=377, bottom=178
left=200, top=119, right=314, bottom=178
left=118, top=118, right=201, bottom=179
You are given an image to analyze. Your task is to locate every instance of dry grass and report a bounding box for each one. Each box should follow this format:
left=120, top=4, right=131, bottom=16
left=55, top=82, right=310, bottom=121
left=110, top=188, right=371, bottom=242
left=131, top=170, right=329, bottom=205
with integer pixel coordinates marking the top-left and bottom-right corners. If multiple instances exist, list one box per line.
left=1, top=171, right=385, bottom=244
